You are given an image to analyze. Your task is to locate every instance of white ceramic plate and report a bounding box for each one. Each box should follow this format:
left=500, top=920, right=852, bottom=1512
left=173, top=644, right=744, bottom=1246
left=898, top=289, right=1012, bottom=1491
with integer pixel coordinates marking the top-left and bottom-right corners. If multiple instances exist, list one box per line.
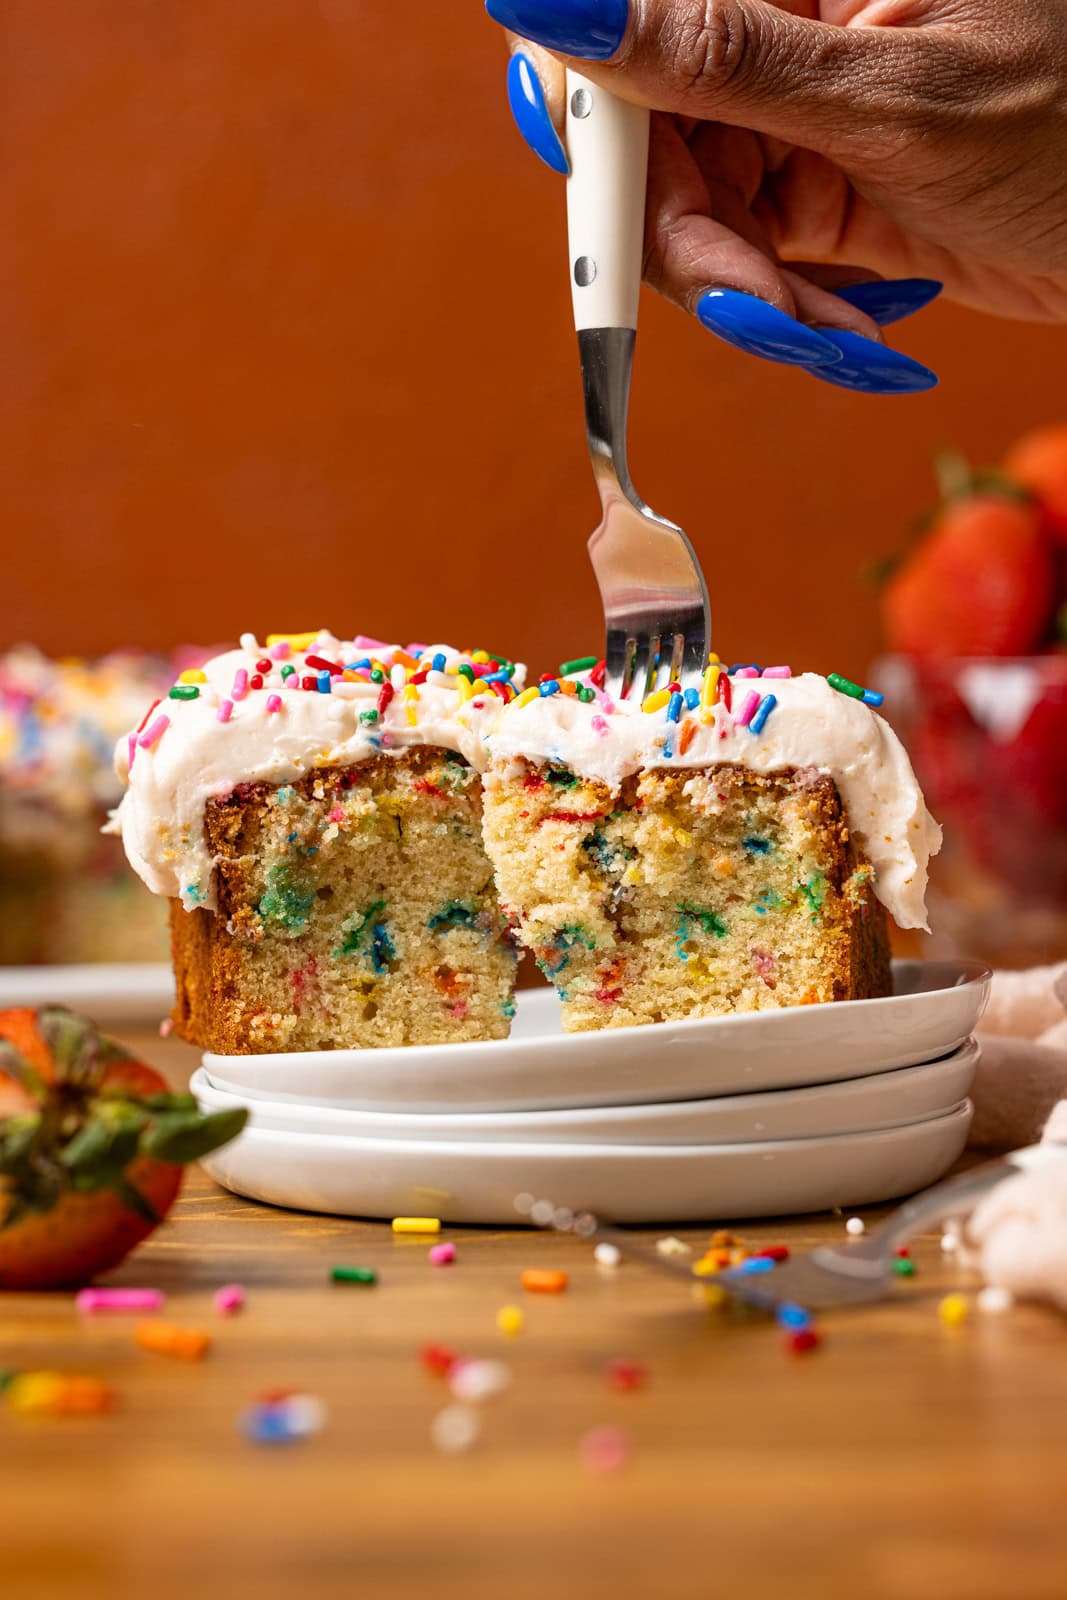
left=202, top=959, right=990, bottom=1113
left=200, top=1101, right=973, bottom=1224
left=192, top=1037, right=978, bottom=1146
left=0, top=963, right=174, bottom=1023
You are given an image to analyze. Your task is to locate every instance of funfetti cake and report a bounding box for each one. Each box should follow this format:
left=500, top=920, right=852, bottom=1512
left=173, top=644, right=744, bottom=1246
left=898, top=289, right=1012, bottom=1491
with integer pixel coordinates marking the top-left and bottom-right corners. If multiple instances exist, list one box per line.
left=112, top=632, right=525, bottom=1052
left=482, top=656, right=941, bottom=1033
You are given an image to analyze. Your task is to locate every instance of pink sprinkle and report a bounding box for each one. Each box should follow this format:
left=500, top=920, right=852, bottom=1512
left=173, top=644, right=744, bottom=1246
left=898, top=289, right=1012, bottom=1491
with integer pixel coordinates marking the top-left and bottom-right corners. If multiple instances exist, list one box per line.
left=137, top=714, right=170, bottom=750
left=579, top=1425, right=631, bottom=1475
left=232, top=668, right=249, bottom=701
left=590, top=683, right=614, bottom=711
left=734, top=667, right=759, bottom=680
left=591, top=715, right=610, bottom=738
left=762, top=666, right=792, bottom=678
left=217, top=699, right=234, bottom=723
left=405, top=641, right=428, bottom=656
left=213, top=1284, right=246, bottom=1315
left=159, top=1017, right=174, bottom=1038
left=266, top=694, right=282, bottom=714
left=127, top=733, right=137, bottom=770
left=329, top=805, right=345, bottom=823
left=735, top=691, right=760, bottom=728
left=76, top=1288, right=164, bottom=1314
left=428, top=1242, right=456, bottom=1266
left=270, top=642, right=291, bottom=660
left=354, top=634, right=389, bottom=651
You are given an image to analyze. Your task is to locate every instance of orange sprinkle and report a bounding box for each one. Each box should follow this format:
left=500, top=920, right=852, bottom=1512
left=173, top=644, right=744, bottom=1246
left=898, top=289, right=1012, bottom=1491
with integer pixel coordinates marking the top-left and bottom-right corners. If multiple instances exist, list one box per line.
left=134, top=1320, right=211, bottom=1362
left=392, top=649, right=419, bottom=670
left=678, top=719, right=698, bottom=756
left=521, top=1269, right=569, bottom=1294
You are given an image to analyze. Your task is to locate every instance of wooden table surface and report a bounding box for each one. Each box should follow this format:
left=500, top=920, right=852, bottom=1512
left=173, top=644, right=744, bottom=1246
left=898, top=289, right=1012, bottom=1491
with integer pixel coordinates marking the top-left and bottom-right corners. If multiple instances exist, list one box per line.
left=3, top=1028, right=1066, bottom=1600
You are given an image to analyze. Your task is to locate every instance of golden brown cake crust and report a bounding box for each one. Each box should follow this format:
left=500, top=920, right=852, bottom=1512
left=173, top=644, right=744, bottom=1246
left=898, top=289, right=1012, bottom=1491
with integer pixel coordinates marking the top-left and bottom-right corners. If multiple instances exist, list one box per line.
left=170, top=749, right=517, bottom=1053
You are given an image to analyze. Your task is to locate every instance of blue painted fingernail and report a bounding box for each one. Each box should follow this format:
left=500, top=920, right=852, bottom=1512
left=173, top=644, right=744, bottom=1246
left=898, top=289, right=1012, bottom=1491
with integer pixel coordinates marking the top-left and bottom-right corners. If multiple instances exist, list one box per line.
left=809, top=330, right=938, bottom=394
left=696, top=290, right=843, bottom=370
left=506, top=53, right=569, bottom=174
left=833, top=278, right=943, bottom=327
left=485, top=0, right=627, bottom=61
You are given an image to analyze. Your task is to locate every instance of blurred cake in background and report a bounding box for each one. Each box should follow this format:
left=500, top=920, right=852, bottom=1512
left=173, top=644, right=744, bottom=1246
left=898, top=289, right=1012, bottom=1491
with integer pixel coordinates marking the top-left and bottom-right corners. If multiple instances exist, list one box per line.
left=0, top=646, right=187, bottom=964
left=876, top=425, right=1067, bottom=967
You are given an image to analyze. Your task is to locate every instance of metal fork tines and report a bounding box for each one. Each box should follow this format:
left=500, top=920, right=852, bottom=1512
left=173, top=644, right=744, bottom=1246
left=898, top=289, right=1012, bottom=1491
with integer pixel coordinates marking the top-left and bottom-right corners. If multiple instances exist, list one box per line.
left=580, top=328, right=710, bottom=703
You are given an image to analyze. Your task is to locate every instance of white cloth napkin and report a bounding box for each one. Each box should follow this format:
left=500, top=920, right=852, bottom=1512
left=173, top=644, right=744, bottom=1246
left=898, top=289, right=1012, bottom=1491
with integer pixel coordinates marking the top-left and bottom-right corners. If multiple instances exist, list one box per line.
left=964, top=962, right=1067, bottom=1312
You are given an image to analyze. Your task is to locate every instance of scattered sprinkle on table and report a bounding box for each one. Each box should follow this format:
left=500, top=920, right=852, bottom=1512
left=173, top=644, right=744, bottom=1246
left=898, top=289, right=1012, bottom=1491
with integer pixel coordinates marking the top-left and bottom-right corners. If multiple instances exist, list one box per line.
left=331, top=1265, right=377, bottom=1285
left=134, top=1321, right=211, bottom=1362
left=214, top=1284, right=246, bottom=1315
left=605, top=1359, right=647, bottom=1392
left=6, top=1373, right=116, bottom=1416
left=449, top=1359, right=511, bottom=1403
left=579, top=1425, right=631, bottom=1475
left=892, top=1257, right=916, bottom=1277
left=977, top=1286, right=1013, bottom=1314
left=392, top=1216, right=440, bottom=1235
left=428, top=1242, right=456, bottom=1266
left=75, top=1288, right=164, bottom=1314
left=938, top=1294, right=969, bottom=1327
left=242, top=1392, right=326, bottom=1446
left=421, top=1344, right=460, bottom=1376
left=521, top=1269, right=568, bottom=1294
left=656, top=1236, right=691, bottom=1258
left=496, top=1305, right=524, bottom=1338
left=940, top=1229, right=961, bottom=1253
left=845, top=1217, right=865, bottom=1237
left=431, top=1404, right=480, bottom=1455
left=594, top=1242, right=621, bottom=1268
left=783, top=1327, right=821, bottom=1355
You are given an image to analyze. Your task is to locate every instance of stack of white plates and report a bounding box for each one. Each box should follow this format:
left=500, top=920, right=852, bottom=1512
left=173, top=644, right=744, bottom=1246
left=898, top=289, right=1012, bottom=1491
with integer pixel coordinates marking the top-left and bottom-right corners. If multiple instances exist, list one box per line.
left=197, top=958, right=989, bottom=1224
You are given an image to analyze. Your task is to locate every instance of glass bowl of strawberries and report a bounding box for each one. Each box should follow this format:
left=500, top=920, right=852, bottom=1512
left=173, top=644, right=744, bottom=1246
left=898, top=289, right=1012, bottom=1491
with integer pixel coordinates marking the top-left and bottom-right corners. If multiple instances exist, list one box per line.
left=873, top=425, right=1067, bottom=969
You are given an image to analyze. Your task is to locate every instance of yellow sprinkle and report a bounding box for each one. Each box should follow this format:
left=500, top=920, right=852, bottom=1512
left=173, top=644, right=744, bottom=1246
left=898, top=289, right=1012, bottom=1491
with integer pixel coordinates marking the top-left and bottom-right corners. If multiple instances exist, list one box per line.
left=642, top=689, right=671, bottom=714
left=266, top=631, right=319, bottom=650
left=707, top=651, right=721, bottom=665
left=392, top=1216, right=440, bottom=1234
left=471, top=650, right=490, bottom=665
left=700, top=663, right=720, bottom=708
left=456, top=675, right=475, bottom=703
left=403, top=684, right=419, bottom=700
left=939, top=1294, right=969, bottom=1327
left=178, top=668, right=207, bottom=685
left=514, top=687, right=540, bottom=710
left=496, top=1305, right=524, bottom=1337
left=691, top=1259, right=720, bottom=1278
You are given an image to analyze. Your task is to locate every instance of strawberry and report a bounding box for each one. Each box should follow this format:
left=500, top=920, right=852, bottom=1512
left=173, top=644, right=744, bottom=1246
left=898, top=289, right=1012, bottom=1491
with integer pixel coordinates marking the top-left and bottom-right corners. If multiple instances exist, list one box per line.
left=0, top=1008, right=246, bottom=1290
left=1003, top=424, right=1067, bottom=546
left=882, top=493, right=1056, bottom=658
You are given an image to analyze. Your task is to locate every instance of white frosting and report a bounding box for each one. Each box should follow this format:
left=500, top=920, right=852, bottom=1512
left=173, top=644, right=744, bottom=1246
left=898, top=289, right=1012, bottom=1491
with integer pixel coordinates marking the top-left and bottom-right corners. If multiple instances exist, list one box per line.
left=487, top=672, right=941, bottom=931
left=111, top=632, right=525, bottom=911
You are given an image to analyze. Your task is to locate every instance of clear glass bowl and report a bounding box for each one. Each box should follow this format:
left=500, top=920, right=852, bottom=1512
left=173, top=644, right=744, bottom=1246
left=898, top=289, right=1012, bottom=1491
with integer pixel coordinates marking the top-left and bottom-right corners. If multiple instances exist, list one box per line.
left=873, top=654, right=1067, bottom=968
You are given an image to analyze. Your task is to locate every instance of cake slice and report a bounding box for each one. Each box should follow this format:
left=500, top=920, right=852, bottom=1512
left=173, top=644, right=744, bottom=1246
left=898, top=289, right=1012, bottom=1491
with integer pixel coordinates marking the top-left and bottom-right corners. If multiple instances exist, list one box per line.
left=112, top=632, right=523, bottom=1052
left=483, top=660, right=940, bottom=1031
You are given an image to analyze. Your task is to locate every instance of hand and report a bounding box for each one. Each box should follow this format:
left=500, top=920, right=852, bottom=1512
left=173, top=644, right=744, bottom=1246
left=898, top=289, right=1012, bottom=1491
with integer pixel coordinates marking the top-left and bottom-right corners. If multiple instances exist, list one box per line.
left=489, top=0, right=1067, bottom=392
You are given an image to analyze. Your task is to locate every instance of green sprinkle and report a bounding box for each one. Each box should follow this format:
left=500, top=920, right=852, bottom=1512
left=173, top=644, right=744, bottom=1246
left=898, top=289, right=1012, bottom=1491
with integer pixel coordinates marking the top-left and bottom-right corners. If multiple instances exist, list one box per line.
left=546, top=768, right=578, bottom=789
left=359, top=709, right=380, bottom=725
left=458, top=664, right=475, bottom=684
left=577, top=686, right=596, bottom=703
left=281, top=663, right=296, bottom=680
left=799, top=873, right=828, bottom=920
left=168, top=684, right=200, bottom=701
left=677, top=903, right=728, bottom=939
left=892, top=1257, right=916, bottom=1277
left=827, top=672, right=864, bottom=700
left=331, top=1265, right=377, bottom=1285
left=559, top=655, right=599, bottom=676
left=258, top=865, right=314, bottom=930
left=370, top=668, right=385, bottom=683
left=0, top=1369, right=19, bottom=1393
left=335, top=899, right=386, bottom=958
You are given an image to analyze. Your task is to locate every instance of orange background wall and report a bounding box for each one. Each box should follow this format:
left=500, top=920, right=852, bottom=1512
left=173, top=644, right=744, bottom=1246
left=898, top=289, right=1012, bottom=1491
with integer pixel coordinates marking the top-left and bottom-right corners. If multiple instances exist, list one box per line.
left=2, top=0, right=1060, bottom=678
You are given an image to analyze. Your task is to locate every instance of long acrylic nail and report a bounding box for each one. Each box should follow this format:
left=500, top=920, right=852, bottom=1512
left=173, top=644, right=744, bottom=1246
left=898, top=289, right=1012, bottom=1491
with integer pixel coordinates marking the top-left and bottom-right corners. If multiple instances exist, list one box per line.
left=485, top=0, right=628, bottom=61
left=506, top=53, right=569, bottom=174
left=809, top=329, right=938, bottom=394
left=697, top=290, right=843, bottom=370
left=833, top=278, right=943, bottom=328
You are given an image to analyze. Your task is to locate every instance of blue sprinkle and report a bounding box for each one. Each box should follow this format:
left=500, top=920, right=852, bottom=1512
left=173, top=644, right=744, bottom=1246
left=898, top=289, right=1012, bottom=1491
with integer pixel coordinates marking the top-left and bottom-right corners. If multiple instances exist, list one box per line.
left=317, top=670, right=332, bottom=693
left=287, top=831, right=298, bottom=843
left=666, top=691, right=683, bottom=724
left=730, top=663, right=761, bottom=674
left=480, top=670, right=509, bottom=684
left=775, top=1303, right=812, bottom=1330
left=370, top=923, right=396, bottom=974
left=862, top=688, right=884, bottom=707
left=748, top=693, right=777, bottom=735
left=539, top=680, right=560, bottom=697
left=662, top=739, right=674, bottom=760
left=683, top=688, right=700, bottom=711
left=242, top=1405, right=300, bottom=1445
left=345, top=658, right=371, bottom=671
left=733, top=1256, right=776, bottom=1275
left=432, top=652, right=446, bottom=672
left=743, top=836, right=771, bottom=855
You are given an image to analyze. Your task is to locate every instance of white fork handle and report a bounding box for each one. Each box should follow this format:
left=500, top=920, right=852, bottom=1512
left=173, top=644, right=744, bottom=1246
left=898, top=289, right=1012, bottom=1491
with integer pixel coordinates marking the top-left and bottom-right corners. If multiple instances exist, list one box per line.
left=565, top=70, right=650, bottom=332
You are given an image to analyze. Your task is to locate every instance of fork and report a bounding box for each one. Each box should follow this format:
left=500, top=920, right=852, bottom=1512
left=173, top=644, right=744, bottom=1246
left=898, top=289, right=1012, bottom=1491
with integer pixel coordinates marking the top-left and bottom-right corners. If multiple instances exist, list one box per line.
left=565, top=71, right=711, bottom=702
left=522, top=1141, right=1066, bottom=1313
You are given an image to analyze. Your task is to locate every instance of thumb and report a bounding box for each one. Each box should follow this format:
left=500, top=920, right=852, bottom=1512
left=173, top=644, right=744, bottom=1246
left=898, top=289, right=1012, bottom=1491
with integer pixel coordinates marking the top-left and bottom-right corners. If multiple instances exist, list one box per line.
left=485, top=0, right=952, bottom=161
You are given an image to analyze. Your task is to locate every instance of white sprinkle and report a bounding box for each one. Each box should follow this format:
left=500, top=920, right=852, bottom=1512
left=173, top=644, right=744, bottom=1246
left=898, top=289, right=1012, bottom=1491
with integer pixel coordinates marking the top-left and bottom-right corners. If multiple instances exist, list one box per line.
left=431, top=1405, right=480, bottom=1455
left=940, top=1231, right=960, bottom=1254
left=656, top=1236, right=691, bottom=1258
left=594, top=1243, right=621, bottom=1269
left=845, top=1217, right=865, bottom=1237
left=448, top=1360, right=511, bottom=1404
left=281, top=1394, right=327, bottom=1437
left=977, top=1285, right=1014, bottom=1314
left=239, top=631, right=260, bottom=654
